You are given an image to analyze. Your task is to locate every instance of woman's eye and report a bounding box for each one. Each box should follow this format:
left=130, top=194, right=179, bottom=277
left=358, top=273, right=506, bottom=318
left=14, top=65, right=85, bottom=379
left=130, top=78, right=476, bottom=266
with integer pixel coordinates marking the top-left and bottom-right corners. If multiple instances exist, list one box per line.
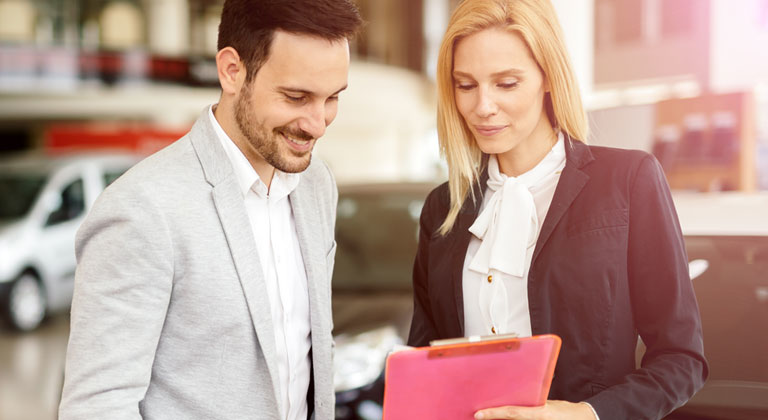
left=456, top=84, right=476, bottom=91
left=498, top=82, right=518, bottom=89
left=286, top=95, right=306, bottom=103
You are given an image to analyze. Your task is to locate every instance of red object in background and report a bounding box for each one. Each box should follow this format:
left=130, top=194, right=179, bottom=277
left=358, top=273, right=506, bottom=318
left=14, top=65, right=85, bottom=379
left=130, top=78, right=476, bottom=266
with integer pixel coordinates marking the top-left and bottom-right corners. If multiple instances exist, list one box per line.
left=45, top=123, right=189, bottom=156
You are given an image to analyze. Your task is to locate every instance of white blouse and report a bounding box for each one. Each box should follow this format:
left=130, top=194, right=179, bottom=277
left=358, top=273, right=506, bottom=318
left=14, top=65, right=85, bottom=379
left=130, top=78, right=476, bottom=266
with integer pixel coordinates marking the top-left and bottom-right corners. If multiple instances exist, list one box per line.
left=462, top=133, right=566, bottom=337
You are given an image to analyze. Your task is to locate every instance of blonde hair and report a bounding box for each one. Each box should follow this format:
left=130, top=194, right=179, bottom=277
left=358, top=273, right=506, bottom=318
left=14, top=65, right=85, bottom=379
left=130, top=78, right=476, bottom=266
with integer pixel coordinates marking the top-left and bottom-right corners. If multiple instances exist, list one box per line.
left=437, top=0, right=588, bottom=235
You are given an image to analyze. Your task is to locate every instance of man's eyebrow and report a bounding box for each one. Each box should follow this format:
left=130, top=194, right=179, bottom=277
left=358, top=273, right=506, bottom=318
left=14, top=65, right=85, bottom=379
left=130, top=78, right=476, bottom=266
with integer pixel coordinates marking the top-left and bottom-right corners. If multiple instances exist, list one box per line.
left=277, top=85, right=349, bottom=96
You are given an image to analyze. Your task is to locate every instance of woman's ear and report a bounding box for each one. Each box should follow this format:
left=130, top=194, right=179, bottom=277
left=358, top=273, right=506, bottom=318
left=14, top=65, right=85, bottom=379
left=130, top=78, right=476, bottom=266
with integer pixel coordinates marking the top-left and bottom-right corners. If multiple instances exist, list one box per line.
left=216, top=47, right=245, bottom=95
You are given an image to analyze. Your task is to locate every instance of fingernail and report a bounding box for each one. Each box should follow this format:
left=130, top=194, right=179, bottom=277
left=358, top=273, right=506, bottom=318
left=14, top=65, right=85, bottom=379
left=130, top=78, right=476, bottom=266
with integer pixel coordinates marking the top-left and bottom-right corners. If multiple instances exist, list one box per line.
left=475, top=413, right=484, bottom=420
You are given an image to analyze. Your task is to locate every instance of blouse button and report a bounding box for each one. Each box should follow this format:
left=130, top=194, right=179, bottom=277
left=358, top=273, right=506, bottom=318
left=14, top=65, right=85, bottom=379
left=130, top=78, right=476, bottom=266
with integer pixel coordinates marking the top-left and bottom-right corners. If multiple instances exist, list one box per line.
left=491, top=326, right=496, bottom=334
left=487, top=275, right=493, bottom=283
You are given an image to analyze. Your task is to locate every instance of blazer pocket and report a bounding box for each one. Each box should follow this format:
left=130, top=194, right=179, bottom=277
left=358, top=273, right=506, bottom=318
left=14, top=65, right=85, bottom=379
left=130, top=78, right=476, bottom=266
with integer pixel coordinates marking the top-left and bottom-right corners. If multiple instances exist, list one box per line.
left=567, top=208, right=629, bottom=237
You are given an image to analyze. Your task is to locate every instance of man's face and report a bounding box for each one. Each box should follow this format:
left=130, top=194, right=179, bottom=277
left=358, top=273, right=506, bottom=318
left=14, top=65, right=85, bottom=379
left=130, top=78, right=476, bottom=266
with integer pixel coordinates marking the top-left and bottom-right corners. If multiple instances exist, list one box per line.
left=234, top=30, right=350, bottom=173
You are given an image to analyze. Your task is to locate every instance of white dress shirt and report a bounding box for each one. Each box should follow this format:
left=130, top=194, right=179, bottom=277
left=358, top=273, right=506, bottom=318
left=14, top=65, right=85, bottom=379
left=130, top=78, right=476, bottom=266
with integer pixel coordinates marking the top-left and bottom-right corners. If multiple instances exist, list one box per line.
left=209, top=106, right=311, bottom=420
left=463, top=133, right=566, bottom=337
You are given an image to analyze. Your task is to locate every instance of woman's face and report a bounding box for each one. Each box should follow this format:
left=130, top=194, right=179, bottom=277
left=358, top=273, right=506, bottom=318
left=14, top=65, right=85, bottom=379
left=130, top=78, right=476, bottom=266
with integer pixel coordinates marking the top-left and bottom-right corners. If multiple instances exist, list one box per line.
left=453, top=27, right=552, bottom=169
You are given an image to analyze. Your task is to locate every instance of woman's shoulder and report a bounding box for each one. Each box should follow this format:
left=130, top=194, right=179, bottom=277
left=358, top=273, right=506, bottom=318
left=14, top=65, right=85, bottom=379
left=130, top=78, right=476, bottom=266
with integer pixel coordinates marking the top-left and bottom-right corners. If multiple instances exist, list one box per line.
left=579, top=143, right=660, bottom=177
left=585, top=143, right=652, bottom=164
left=424, top=181, right=451, bottom=211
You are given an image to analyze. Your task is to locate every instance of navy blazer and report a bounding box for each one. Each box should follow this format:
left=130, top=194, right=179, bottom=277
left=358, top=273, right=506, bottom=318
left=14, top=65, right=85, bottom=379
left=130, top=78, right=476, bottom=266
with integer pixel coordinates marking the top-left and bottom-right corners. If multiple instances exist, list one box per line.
left=408, top=138, right=708, bottom=420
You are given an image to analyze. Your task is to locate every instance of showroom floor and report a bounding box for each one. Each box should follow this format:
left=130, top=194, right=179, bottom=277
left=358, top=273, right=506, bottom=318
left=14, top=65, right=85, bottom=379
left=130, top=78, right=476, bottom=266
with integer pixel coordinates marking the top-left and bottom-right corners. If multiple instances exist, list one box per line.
left=0, top=314, right=69, bottom=420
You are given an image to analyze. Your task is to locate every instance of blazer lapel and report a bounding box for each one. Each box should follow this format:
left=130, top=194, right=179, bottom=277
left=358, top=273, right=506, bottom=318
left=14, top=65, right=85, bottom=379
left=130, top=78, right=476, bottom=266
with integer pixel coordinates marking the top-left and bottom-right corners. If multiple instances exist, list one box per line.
left=531, top=136, right=594, bottom=264
left=188, top=110, right=283, bottom=414
left=289, top=176, right=333, bottom=398
left=449, top=167, right=488, bottom=337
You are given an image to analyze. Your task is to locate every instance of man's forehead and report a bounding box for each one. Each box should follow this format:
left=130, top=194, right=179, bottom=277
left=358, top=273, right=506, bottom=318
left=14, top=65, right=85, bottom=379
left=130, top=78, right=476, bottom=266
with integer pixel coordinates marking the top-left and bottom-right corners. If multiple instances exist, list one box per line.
left=258, top=31, right=350, bottom=95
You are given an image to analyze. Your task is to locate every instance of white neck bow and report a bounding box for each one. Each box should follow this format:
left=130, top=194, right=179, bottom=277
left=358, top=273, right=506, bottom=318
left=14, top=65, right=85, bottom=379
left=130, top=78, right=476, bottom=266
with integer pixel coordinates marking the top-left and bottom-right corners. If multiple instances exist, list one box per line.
left=468, top=133, right=565, bottom=278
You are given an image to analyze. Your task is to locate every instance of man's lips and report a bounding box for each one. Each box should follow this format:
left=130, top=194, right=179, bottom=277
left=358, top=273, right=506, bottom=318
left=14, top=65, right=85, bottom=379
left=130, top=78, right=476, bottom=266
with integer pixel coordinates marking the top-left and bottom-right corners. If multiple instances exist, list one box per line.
left=280, top=131, right=313, bottom=152
left=474, top=125, right=507, bottom=136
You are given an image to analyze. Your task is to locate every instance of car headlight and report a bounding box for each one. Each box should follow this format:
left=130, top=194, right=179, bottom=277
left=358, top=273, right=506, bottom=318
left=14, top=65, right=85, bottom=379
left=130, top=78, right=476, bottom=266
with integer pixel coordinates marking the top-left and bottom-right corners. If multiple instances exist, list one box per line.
left=333, top=325, right=402, bottom=393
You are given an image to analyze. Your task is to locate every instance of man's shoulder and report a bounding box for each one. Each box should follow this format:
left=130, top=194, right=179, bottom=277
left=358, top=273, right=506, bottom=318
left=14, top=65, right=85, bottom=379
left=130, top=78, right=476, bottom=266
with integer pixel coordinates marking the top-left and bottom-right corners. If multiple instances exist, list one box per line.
left=302, top=158, right=335, bottom=186
left=99, top=135, right=204, bottom=205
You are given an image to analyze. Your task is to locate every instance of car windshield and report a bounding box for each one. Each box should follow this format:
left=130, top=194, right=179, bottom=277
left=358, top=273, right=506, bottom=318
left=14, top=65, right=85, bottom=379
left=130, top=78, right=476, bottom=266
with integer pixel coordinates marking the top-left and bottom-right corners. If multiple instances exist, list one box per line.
left=333, top=189, right=425, bottom=292
left=0, top=173, right=48, bottom=220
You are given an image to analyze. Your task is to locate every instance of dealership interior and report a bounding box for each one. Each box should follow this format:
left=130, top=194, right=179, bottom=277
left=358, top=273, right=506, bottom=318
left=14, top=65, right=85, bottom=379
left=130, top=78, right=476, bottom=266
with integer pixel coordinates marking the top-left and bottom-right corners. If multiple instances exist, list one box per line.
left=1, top=0, right=768, bottom=419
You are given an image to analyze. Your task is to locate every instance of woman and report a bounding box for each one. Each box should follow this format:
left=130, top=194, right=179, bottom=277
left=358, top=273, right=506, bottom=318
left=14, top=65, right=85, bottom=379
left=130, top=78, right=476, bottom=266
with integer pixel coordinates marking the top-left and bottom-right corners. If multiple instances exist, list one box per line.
left=407, top=0, right=708, bottom=419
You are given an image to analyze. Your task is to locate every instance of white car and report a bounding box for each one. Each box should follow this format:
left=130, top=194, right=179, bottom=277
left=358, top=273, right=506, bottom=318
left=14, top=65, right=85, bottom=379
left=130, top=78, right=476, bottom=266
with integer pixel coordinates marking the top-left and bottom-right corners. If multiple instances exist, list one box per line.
left=0, top=152, right=139, bottom=331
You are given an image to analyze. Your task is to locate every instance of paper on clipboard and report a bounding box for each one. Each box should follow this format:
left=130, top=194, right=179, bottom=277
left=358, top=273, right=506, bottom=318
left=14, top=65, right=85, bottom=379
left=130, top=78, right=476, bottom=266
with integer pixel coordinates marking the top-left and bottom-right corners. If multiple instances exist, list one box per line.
left=382, top=334, right=561, bottom=420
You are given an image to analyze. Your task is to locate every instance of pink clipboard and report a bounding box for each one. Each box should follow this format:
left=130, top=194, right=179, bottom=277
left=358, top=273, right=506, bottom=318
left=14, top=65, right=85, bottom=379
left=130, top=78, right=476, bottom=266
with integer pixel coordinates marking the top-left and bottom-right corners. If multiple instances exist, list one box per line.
left=382, top=334, right=561, bottom=419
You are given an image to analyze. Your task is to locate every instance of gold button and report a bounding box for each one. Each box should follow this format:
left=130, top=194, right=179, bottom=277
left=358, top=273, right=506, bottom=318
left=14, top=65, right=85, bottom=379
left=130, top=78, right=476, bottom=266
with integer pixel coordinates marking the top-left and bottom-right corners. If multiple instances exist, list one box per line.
left=491, top=327, right=496, bottom=334
left=487, top=275, right=493, bottom=283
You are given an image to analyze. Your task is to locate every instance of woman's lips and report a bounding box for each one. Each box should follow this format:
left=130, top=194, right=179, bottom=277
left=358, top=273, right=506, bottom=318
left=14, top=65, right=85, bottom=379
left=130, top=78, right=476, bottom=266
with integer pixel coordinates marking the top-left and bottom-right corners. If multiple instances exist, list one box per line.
left=474, top=125, right=507, bottom=137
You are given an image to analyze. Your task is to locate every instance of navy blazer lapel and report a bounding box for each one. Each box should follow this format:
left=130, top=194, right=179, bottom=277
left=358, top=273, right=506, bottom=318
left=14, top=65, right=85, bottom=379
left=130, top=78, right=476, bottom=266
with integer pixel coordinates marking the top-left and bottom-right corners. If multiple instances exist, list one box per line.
left=532, top=136, right=594, bottom=264
left=188, top=110, right=283, bottom=413
left=449, top=165, right=488, bottom=336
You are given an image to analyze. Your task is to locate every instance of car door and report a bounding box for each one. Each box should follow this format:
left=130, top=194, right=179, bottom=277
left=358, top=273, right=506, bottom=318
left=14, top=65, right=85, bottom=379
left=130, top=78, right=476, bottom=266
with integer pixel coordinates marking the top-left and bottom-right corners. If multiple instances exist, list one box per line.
left=35, top=175, right=87, bottom=310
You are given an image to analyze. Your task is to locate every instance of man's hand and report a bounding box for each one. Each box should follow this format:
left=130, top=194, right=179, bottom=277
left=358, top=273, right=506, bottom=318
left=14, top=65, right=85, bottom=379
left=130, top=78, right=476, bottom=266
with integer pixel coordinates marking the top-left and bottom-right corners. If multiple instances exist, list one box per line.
left=474, top=400, right=597, bottom=420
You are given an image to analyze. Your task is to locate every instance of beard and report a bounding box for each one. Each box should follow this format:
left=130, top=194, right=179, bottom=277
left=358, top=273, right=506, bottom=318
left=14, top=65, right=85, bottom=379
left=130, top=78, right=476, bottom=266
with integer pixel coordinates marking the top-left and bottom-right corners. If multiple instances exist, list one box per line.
left=234, top=84, right=315, bottom=174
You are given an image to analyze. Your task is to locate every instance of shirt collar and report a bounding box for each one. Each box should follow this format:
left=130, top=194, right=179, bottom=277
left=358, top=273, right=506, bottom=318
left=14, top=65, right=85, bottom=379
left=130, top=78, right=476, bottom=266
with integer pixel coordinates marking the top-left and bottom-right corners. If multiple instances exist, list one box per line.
left=208, top=104, right=301, bottom=199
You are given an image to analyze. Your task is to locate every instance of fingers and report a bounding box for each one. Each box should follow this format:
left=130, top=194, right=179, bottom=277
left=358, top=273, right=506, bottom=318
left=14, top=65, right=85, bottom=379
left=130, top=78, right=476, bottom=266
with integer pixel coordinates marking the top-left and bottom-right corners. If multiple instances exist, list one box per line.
left=474, top=405, right=538, bottom=419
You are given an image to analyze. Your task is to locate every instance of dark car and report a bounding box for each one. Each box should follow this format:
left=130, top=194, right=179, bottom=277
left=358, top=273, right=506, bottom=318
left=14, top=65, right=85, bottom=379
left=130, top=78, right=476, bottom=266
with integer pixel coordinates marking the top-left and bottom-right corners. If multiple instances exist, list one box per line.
left=331, top=183, right=431, bottom=420
left=330, top=183, right=768, bottom=420
left=665, top=193, right=768, bottom=420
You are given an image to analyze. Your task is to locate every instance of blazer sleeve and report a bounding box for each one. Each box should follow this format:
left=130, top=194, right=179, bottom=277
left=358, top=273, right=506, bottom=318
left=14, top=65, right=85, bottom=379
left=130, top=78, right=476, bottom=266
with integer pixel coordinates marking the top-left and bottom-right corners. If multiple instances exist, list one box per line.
left=407, top=188, right=443, bottom=347
left=59, top=184, right=174, bottom=420
left=586, top=155, right=708, bottom=419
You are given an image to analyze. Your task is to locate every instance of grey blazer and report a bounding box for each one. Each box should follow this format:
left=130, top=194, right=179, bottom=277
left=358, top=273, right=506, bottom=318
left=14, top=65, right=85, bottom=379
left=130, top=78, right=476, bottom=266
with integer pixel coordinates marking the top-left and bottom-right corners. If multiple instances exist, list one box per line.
left=59, top=110, right=338, bottom=420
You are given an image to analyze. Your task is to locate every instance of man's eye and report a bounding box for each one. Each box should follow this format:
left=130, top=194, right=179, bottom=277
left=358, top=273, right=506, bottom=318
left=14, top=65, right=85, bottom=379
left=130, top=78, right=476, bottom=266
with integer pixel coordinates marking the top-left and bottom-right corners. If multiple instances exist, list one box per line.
left=286, top=95, right=306, bottom=103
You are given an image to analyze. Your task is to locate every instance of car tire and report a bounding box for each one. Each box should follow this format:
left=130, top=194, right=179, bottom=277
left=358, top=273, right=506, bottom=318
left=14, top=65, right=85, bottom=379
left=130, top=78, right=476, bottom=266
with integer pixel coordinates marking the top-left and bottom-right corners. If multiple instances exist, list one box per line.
left=6, top=273, right=46, bottom=331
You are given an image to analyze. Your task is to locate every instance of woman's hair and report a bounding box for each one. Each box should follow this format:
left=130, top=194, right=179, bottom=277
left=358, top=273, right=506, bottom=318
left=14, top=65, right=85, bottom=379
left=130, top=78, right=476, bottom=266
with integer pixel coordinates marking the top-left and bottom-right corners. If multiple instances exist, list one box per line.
left=436, top=0, right=587, bottom=235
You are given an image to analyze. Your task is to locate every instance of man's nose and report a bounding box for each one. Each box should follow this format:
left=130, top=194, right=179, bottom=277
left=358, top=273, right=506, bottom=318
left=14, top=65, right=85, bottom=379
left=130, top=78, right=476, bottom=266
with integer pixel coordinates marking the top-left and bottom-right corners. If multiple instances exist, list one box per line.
left=298, top=104, right=327, bottom=139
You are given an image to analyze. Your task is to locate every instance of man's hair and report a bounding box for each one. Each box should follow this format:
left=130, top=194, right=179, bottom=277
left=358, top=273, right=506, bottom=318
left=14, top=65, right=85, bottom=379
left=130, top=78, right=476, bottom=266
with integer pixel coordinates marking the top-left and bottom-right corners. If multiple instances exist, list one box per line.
left=217, top=0, right=362, bottom=82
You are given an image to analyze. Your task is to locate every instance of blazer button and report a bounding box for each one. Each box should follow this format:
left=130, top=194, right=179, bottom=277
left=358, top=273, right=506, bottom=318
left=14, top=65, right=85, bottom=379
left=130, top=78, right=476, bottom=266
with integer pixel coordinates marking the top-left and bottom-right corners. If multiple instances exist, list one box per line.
left=487, top=275, right=493, bottom=283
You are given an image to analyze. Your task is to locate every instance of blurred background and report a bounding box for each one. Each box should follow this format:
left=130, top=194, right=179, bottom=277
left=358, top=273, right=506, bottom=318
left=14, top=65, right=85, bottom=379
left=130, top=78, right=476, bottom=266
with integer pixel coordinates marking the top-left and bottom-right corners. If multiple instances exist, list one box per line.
left=0, top=0, right=767, bottom=419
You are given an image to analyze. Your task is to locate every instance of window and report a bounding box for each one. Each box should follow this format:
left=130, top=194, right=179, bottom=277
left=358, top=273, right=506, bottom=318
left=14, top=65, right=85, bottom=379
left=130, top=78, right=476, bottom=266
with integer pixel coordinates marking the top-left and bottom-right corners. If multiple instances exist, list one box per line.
left=103, top=168, right=128, bottom=187
left=661, top=0, right=697, bottom=36
left=46, top=178, right=85, bottom=226
left=614, top=0, right=645, bottom=43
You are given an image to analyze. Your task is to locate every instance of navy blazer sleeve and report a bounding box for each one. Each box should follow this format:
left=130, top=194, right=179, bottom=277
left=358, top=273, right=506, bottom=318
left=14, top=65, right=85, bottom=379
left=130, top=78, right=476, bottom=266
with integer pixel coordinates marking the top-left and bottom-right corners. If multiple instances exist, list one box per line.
left=408, top=187, right=444, bottom=346
left=585, top=155, right=708, bottom=419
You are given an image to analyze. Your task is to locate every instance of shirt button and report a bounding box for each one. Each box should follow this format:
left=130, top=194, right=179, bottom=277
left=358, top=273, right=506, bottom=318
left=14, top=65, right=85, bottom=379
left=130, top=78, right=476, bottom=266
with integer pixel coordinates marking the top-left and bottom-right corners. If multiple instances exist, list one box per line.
left=487, top=275, right=493, bottom=283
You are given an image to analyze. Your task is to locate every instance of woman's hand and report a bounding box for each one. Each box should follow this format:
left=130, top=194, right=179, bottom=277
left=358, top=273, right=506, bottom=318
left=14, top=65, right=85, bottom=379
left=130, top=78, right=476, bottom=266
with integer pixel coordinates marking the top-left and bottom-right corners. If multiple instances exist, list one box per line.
left=474, top=400, right=597, bottom=420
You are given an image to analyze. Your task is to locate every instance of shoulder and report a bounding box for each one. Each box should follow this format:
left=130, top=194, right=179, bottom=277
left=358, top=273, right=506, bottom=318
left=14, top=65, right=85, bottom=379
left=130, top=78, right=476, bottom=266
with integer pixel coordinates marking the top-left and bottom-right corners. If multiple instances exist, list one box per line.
left=586, top=144, right=652, bottom=167
left=302, top=158, right=336, bottom=189
left=423, top=181, right=450, bottom=214
left=580, top=143, right=661, bottom=182
left=299, top=158, right=337, bottom=206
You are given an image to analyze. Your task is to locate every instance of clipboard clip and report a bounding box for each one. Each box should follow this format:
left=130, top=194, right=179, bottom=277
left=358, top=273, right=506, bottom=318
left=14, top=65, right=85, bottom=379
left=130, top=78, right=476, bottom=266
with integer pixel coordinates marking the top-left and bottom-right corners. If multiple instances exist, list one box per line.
left=427, top=333, right=521, bottom=359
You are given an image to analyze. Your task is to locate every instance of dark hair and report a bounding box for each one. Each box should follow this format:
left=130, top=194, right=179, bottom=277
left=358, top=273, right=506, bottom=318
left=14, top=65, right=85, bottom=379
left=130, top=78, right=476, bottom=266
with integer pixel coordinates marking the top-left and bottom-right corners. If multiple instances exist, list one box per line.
left=217, top=0, right=362, bottom=82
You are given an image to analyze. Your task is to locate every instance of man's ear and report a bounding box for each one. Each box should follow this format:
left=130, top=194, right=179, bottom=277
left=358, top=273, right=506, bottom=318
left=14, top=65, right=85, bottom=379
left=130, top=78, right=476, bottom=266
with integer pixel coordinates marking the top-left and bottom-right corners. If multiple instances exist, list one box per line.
left=216, top=47, right=245, bottom=95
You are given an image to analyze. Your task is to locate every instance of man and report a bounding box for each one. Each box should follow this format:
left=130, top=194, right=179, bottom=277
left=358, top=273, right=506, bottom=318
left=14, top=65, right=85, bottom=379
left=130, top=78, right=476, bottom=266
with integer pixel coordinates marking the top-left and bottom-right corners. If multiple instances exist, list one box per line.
left=59, top=1, right=361, bottom=419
